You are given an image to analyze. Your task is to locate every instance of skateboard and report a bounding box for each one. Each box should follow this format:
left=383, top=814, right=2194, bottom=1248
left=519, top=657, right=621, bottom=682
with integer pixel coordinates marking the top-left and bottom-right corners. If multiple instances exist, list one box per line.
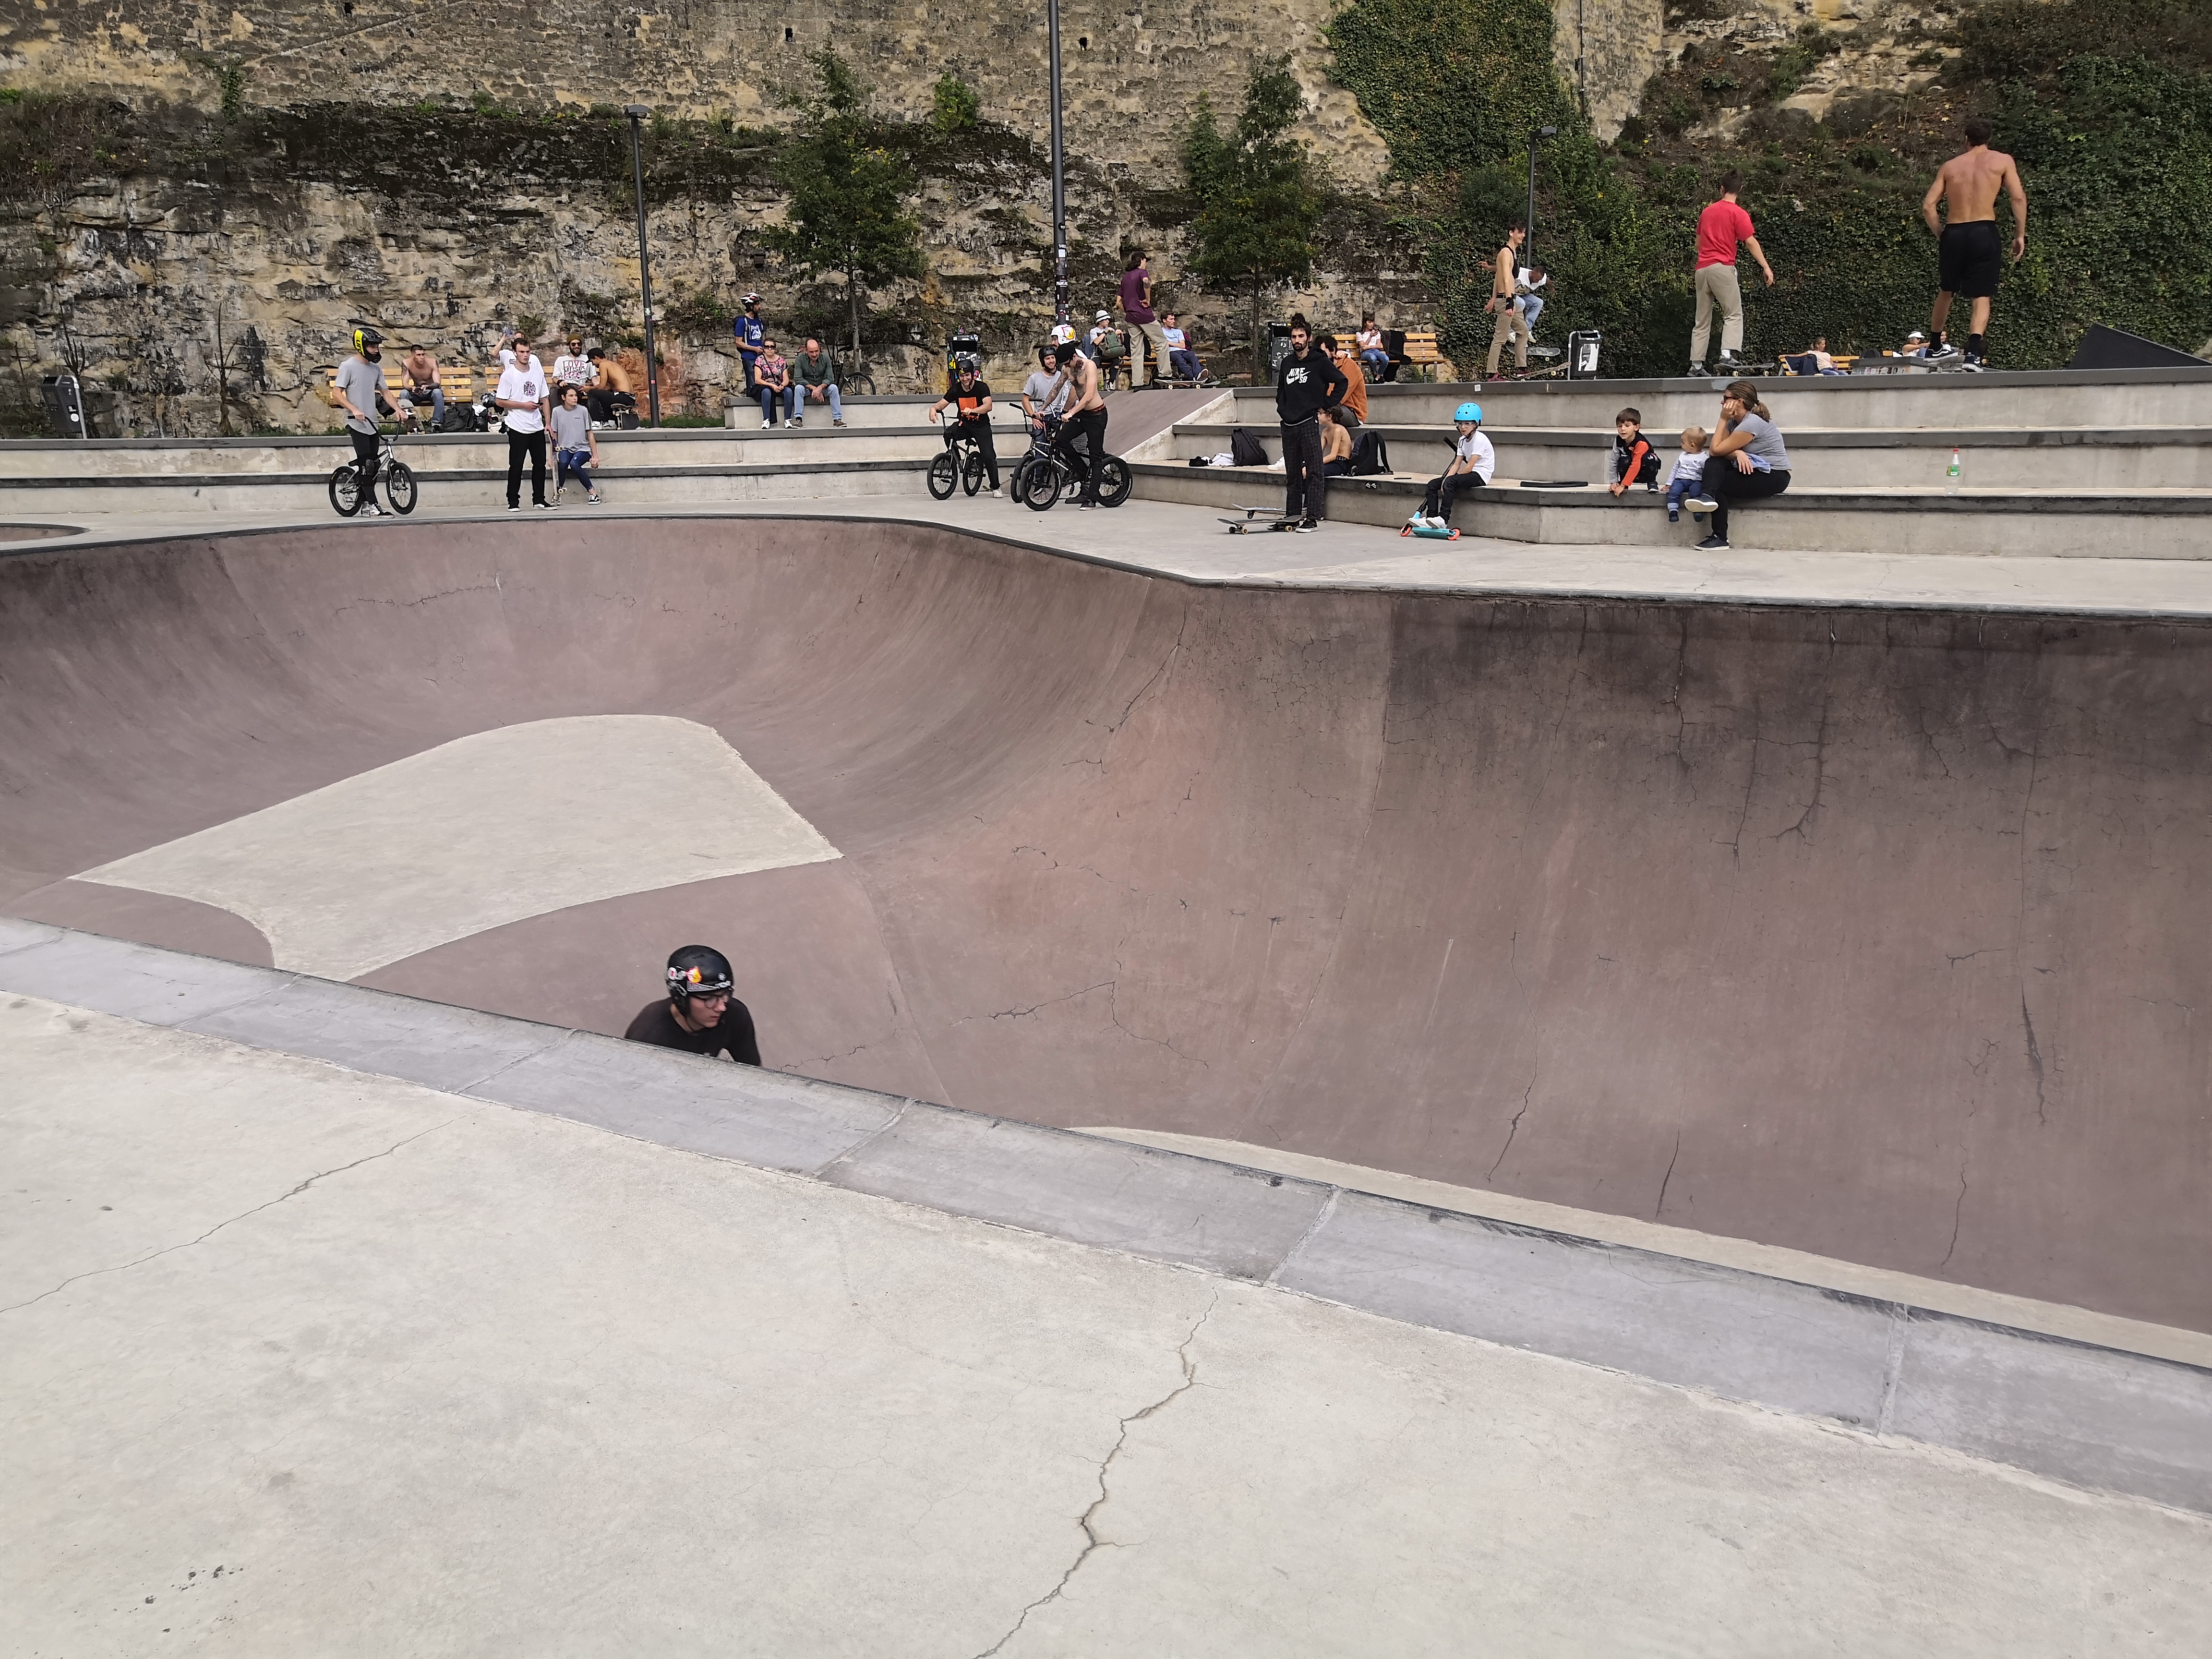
left=1221, top=503, right=1303, bottom=534
left=1400, top=521, right=1461, bottom=541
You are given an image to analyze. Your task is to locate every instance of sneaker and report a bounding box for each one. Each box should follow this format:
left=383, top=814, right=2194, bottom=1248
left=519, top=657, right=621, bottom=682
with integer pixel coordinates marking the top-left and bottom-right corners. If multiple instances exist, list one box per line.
left=1718, top=349, right=1741, bottom=365
left=587, top=491, right=601, bottom=503
left=832, top=418, right=846, bottom=427
left=792, top=417, right=804, bottom=428
left=760, top=418, right=770, bottom=429
left=535, top=500, right=554, bottom=509
left=507, top=503, right=521, bottom=512
left=1668, top=508, right=1680, bottom=523
left=1687, top=363, right=1707, bottom=377
left=1295, top=517, right=1319, bottom=533
left=988, top=486, right=1003, bottom=498
left=1925, top=343, right=1963, bottom=364
left=362, top=502, right=386, bottom=517
left=1683, top=496, right=1719, bottom=515
left=1695, top=533, right=1730, bottom=550
left=1646, top=479, right=1660, bottom=492
left=1960, top=354, right=1987, bottom=372
left=1422, top=515, right=1445, bottom=529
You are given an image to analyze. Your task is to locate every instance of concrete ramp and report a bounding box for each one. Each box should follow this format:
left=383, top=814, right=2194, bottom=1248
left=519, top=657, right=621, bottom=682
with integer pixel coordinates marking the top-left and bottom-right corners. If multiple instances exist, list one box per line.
left=2, top=517, right=2206, bottom=1335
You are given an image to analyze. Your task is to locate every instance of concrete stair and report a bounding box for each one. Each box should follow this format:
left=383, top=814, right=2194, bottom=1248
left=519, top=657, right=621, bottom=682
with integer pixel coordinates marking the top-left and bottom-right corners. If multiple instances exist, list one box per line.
left=1143, top=366, right=2212, bottom=557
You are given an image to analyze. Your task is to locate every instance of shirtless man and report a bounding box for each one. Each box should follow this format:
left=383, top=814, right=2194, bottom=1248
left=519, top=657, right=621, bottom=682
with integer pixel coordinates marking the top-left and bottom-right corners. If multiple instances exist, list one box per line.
left=1048, top=342, right=1109, bottom=508
left=586, top=348, right=634, bottom=423
left=398, top=343, right=443, bottom=430
left=1923, top=117, right=2027, bottom=371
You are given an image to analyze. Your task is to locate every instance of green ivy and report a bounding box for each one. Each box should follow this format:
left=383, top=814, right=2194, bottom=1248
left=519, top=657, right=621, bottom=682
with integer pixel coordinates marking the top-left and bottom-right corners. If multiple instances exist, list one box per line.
left=1322, top=0, right=2212, bottom=373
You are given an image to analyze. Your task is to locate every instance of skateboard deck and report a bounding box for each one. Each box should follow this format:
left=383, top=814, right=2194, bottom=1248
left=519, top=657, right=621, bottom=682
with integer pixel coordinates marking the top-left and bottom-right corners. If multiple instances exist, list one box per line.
left=1221, top=503, right=1302, bottom=534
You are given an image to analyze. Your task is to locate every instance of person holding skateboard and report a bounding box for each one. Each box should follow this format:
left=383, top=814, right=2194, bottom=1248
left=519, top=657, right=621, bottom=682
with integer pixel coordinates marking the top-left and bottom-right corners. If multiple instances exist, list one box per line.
left=1922, top=118, right=2027, bottom=370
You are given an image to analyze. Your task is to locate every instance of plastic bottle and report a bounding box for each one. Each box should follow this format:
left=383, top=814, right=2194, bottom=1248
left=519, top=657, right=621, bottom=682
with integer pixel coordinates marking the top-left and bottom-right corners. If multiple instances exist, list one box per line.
left=1946, top=447, right=1962, bottom=494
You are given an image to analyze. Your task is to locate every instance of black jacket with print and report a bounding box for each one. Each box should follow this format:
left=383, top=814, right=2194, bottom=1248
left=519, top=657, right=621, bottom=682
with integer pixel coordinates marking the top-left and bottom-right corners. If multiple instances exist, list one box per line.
left=1274, top=348, right=1349, bottom=425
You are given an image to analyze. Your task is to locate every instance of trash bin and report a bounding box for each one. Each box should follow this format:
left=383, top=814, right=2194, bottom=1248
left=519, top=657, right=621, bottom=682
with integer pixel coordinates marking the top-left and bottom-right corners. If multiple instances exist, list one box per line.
left=40, top=373, right=90, bottom=438
left=1265, top=322, right=1294, bottom=383
left=1566, top=330, right=1602, bottom=380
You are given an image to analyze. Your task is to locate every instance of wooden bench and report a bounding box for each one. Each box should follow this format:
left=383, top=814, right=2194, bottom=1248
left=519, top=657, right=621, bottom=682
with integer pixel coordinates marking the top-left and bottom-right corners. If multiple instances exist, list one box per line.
left=1397, top=329, right=1455, bottom=384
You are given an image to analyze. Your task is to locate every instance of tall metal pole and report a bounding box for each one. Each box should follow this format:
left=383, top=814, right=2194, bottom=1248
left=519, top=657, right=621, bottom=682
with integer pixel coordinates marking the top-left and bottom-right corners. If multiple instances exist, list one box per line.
left=625, top=105, right=662, bottom=427
left=1526, top=125, right=1558, bottom=272
left=1046, top=0, right=1069, bottom=327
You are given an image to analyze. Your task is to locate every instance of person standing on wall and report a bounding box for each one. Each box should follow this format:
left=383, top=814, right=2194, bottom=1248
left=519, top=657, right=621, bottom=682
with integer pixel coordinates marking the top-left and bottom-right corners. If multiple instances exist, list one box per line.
left=1276, top=313, right=1347, bottom=532
left=1484, top=224, right=1531, bottom=378
left=1922, top=117, right=2027, bottom=371
left=1689, top=171, right=1775, bottom=375
left=1117, top=250, right=1170, bottom=390
left=496, top=338, right=552, bottom=510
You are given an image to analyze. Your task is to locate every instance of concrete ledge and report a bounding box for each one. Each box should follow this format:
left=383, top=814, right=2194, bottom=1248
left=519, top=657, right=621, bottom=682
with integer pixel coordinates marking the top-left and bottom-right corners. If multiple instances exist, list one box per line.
left=2, top=921, right=2208, bottom=1514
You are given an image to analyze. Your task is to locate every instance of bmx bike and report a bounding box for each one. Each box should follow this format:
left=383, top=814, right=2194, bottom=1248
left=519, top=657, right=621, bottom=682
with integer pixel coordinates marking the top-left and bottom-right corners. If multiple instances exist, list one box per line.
left=1010, top=413, right=1130, bottom=512
left=328, top=428, right=418, bottom=517
left=927, top=418, right=997, bottom=499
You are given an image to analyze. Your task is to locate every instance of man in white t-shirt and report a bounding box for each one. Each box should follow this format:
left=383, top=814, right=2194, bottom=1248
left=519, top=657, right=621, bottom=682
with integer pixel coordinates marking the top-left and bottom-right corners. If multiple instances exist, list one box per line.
left=1413, top=401, right=1494, bottom=529
left=550, top=336, right=596, bottom=399
left=495, top=341, right=552, bottom=510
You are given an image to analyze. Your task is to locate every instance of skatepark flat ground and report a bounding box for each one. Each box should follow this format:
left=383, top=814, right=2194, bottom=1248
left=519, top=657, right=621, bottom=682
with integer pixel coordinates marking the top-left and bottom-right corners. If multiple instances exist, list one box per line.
left=9, top=991, right=2210, bottom=1657
left=12, top=492, right=2212, bottom=615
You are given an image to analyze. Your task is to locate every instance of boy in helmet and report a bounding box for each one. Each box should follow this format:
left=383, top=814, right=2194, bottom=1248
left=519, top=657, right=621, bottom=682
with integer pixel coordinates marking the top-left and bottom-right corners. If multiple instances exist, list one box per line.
left=334, top=327, right=392, bottom=517
left=1413, top=402, right=1493, bottom=529
left=624, top=945, right=762, bottom=1064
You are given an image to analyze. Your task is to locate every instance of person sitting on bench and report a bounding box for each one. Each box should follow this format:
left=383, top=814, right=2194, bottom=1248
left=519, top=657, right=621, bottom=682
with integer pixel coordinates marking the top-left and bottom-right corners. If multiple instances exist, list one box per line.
left=586, top=349, right=635, bottom=424
left=1163, top=313, right=1202, bottom=382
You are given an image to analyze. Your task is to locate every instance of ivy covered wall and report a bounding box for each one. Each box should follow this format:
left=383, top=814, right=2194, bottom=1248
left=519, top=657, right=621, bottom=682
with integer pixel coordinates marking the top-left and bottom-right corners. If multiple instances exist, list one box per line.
left=1326, top=0, right=2212, bottom=377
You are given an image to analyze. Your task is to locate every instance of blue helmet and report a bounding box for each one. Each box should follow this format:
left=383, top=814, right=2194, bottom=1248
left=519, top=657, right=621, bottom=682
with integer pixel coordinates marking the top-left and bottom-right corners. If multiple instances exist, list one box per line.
left=1454, top=401, right=1483, bottom=423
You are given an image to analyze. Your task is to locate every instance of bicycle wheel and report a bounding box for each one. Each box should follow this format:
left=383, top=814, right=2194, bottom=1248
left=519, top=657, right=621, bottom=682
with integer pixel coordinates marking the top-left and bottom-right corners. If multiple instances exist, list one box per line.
left=1096, top=455, right=1132, bottom=508
left=844, top=368, right=877, bottom=397
left=383, top=460, right=419, bottom=516
left=328, top=463, right=361, bottom=517
left=961, top=449, right=985, bottom=496
left=1009, top=456, right=1034, bottom=504
left=926, top=451, right=958, bottom=500
left=1023, top=457, right=1062, bottom=512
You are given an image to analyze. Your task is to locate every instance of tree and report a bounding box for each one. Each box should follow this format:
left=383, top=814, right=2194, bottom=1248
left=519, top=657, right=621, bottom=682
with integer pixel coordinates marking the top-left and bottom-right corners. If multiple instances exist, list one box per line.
left=768, top=51, right=926, bottom=361
left=1181, top=60, right=1325, bottom=373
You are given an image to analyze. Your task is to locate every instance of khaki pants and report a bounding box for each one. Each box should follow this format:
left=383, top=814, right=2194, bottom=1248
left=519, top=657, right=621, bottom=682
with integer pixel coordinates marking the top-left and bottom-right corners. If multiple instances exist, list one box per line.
left=1691, top=263, right=1744, bottom=365
left=1485, top=302, right=1530, bottom=374
left=1129, top=319, right=1170, bottom=386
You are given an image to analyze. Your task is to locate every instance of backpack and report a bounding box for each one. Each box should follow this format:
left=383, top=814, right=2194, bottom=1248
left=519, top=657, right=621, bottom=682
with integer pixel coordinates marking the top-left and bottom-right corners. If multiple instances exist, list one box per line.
left=1350, top=431, right=1392, bottom=475
left=1095, top=328, right=1125, bottom=361
left=1229, top=427, right=1269, bottom=467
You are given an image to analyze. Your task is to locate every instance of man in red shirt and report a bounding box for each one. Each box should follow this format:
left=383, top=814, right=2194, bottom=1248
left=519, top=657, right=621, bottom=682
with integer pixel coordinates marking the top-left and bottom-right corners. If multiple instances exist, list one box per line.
left=1690, top=170, right=1775, bottom=375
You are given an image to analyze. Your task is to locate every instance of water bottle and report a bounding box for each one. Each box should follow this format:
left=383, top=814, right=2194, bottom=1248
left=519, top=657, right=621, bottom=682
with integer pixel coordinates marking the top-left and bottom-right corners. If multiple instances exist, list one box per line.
left=1946, top=446, right=1962, bottom=494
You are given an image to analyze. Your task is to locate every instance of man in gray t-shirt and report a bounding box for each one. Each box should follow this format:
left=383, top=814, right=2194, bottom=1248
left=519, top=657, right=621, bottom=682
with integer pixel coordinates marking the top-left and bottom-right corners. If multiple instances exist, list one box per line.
left=333, top=327, right=390, bottom=516
left=1021, top=342, right=1069, bottom=437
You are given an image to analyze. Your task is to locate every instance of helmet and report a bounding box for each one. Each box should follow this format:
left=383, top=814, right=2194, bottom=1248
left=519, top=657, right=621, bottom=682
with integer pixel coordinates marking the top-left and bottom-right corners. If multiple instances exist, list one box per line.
left=1049, top=323, right=1077, bottom=347
left=953, top=352, right=981, bottom=376
left=1454, top=401, right=1483, bottom=423
left=353, top=326, right=384, bottom=354
left=666, top=945, right=734, bottom=1002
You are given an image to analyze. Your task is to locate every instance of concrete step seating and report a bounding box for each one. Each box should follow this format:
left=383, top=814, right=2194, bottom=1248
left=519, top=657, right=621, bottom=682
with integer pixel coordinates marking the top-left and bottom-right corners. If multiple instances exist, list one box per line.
left=1138, top=366, right=2212, bottom=557
left=0, top=397, right=1022, bottom=514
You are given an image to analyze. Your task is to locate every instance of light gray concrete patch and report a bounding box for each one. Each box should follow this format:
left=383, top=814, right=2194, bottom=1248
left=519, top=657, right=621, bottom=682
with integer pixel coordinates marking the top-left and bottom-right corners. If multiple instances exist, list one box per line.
left=1891, top=1314, right=2212, bottom=1515
left=0, top=928, right=289, bottom=1026
left=471, top=1027, right=900, bottom=1174
left=820, top=1100, right=1331, bottom=1280
left=1275, top=1190, right=1897, bottom=1426
left=0, top=916, right=62, bottom=955
left=184, top=975, right=570, bottom=1094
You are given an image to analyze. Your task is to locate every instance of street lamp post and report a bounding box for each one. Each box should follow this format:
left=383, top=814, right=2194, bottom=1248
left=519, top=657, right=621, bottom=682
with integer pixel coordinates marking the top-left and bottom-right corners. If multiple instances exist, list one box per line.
left=1046, top=0, right=1069, bottom=326
left=624, top=104, right=662, bottom=427
left=1527, top=124, right=1559, bottom=272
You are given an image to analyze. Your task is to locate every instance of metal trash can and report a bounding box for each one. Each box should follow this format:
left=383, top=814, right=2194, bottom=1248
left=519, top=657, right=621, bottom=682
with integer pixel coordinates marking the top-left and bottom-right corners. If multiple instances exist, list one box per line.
left=1265, top=321, right=1295, bottom=383
left=40, top=373, right=89, bottom=438
left=1566, top=331, right=1602, bottom=380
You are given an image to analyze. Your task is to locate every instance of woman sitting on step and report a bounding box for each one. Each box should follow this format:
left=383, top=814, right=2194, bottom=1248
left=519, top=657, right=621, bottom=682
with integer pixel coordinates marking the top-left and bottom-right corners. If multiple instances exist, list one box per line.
left=1684, top=379, right=1791, bottom=551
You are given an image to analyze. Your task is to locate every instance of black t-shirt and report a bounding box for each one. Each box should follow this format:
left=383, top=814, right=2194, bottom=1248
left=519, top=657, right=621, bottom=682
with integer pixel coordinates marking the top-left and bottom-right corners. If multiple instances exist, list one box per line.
left=948, top=378, right=993, bottom=419
left=624, top=998, right=761, bottom=1065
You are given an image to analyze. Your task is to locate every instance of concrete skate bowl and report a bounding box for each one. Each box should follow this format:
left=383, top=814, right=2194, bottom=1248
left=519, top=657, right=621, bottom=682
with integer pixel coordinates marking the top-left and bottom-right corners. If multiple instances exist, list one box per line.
left=2, top=517, right=2207, bottom=1334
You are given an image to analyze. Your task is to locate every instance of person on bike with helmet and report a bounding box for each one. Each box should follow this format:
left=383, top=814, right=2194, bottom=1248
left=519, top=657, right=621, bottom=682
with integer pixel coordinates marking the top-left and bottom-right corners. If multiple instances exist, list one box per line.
left=624, top=945, right=761, bottom=1063
left=334, top=326, right=391, bottom=517
left=1022, top=338, right=1071, bottom=432
left=928, top=355, right=1003, bottom=497
left=1411, top=401, right=1493, bottom=530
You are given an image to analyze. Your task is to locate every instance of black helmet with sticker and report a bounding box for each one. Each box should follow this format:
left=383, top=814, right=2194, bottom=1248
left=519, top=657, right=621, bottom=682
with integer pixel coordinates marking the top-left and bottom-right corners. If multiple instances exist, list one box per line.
left=666, top=945, right=735, bottom=1002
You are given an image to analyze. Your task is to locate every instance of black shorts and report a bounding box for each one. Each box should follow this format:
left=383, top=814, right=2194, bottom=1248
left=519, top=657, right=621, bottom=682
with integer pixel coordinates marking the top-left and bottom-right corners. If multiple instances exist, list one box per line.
left=1939, top=221, right=2003, bottom=300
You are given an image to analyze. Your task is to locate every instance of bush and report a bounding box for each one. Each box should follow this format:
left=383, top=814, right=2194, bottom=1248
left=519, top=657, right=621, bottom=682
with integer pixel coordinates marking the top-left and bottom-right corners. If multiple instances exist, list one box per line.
left=931, top=73, right=980, bottom=133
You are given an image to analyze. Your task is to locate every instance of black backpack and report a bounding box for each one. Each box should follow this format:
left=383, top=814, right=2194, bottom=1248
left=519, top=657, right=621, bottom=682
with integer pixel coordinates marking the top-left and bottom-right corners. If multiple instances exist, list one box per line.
left=1350, top=431, right=1392, bottom=475
left=1229, top=427, right=1269, bottom=467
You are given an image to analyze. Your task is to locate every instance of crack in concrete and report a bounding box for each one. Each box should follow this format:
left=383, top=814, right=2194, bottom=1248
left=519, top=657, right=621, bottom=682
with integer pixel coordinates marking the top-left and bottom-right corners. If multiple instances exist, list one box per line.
left=1, top=1120, right=452, bottom=1316
left=1654, top=1131, right=1682, bottom=1219
left=2020, top=994, right=2048, bottom=1126
left=973, top=1295, right=1218, bottom=1658
left=1940, top=1160, right=1969, bottom=1268
left=1488, top=1075, right=1535, bottom=1182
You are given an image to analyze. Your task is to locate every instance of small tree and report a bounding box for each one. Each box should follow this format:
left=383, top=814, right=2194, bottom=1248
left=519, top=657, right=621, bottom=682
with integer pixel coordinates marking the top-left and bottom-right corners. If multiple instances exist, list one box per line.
left=1181, top=60, right=1324, bottom=374
left=768, top=50, right=926, bottom=361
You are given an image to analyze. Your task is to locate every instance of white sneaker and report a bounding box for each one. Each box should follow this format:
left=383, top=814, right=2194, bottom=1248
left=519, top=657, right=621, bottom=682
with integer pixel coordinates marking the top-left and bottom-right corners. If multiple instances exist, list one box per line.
left=362, top=502, right=385, bottom=517
left=1683, top=496, right=1719, bottom=515
left=760, top=418, right=770, bottom=429
left=988, top=486, right=1004, bottom=498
